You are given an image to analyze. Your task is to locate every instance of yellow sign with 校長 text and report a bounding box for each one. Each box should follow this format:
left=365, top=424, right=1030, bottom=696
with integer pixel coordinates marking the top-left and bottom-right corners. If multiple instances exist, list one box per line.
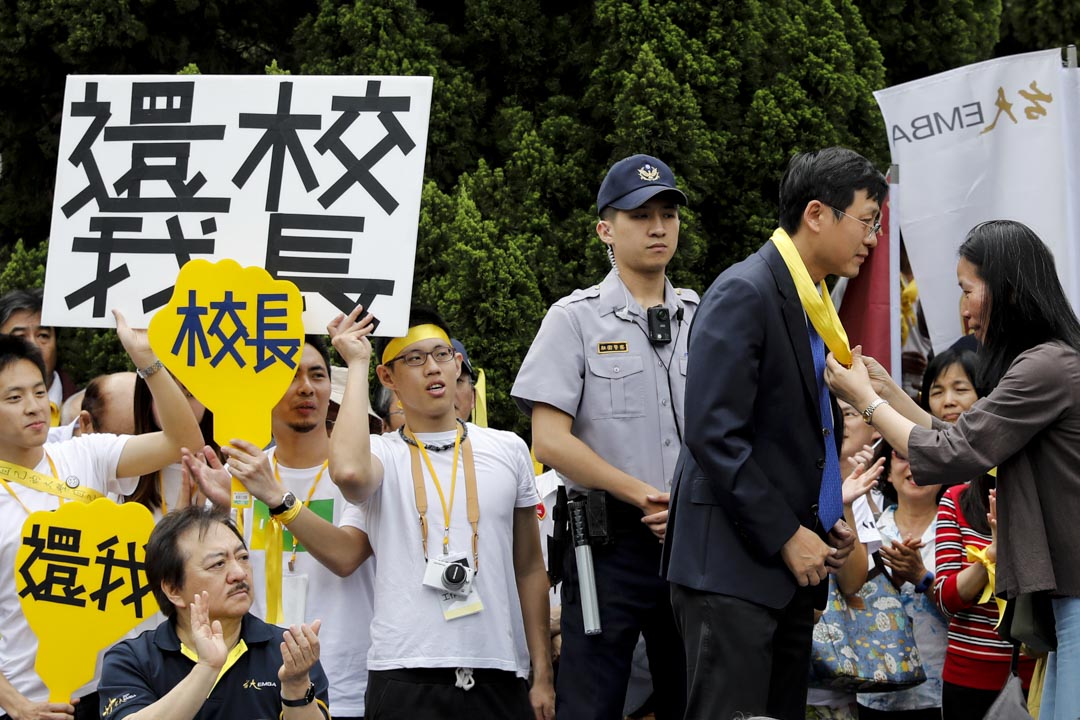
left=147, top=259, right=305, bottom=449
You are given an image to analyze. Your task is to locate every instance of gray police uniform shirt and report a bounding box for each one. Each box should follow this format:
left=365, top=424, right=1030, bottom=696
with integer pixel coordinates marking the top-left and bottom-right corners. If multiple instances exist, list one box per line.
left=512, top=269, right=698, bottom=495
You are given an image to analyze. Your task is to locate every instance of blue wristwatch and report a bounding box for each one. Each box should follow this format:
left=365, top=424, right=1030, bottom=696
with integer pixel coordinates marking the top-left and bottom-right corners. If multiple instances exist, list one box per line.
left=914, top=570, right=934, bottom=594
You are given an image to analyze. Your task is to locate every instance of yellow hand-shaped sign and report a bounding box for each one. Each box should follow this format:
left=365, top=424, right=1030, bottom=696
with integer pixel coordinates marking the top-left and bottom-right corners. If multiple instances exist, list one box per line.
left=16, top=499, right=158, bottom=703
left=147, top=259, right=305, bottom=449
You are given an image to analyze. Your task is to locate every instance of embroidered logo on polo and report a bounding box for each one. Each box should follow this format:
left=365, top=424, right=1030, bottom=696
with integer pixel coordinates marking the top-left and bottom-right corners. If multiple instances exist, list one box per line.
left=638, top=164, right=660, bottom=182
left=597, top=341, right=629, bottom=354
left=243, top=678, right=278, bottom=690
left=102, top=693, right=136, bottom=717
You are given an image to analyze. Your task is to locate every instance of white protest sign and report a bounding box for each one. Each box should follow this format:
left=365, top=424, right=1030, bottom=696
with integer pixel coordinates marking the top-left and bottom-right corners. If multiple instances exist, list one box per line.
left=875, top=49, right=1077, bottom=352
left=43, top=75, right=433, bottom=336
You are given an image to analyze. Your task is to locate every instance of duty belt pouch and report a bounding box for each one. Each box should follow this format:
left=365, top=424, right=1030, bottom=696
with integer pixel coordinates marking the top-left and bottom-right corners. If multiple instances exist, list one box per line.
left=547, top=486, right=569, bottom=588
left=585, top=490, right=611, bottom=545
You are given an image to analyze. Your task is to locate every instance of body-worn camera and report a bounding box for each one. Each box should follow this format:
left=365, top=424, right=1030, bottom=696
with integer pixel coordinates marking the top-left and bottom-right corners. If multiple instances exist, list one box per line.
left=423, top=555, right=474, bottom=598
left=647, top=305, right=672, bottom=344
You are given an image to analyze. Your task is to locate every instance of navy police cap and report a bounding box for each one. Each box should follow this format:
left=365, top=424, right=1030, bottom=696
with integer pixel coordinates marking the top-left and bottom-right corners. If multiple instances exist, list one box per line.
left=596, top=154, right=688, bottom=214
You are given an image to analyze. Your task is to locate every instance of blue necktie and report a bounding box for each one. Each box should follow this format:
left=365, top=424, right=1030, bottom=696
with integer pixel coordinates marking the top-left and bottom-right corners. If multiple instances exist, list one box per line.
left=807, top=321, right=843, bottom=531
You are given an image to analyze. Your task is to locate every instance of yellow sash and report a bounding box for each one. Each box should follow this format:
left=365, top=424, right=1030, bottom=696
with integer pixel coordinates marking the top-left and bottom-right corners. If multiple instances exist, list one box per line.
left=770, top=228, right=852, bottom=365
left=0, top=456, right=105, bottom=509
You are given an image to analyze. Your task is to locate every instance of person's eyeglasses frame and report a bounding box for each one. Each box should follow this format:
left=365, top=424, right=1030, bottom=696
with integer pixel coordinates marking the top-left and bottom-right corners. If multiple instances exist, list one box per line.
left=822, top=203, right=882, bottom=238
left=384, top=345, right=456, bottom=368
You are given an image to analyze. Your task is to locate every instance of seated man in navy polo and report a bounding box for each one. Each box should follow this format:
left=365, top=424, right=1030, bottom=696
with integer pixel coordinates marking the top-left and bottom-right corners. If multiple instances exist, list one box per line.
left=98, top=506, right=330, bottom=720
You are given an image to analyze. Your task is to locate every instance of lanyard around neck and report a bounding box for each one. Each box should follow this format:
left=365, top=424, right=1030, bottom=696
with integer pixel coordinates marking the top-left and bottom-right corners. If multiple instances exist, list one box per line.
left=406, top=427, right=480, bottom=572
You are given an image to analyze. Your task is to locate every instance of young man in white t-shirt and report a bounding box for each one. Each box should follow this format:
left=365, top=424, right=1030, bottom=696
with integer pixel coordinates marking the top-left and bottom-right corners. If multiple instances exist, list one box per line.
left=326, top=305, right=555, bottom=720
left=181, top=335, right=375, bottom=720
left=0, top=315, right=204, bottom=720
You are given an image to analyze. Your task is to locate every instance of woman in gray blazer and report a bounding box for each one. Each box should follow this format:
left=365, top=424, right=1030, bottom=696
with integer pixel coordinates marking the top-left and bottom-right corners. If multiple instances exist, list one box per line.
left=825, top=219, right=1080, bottom=719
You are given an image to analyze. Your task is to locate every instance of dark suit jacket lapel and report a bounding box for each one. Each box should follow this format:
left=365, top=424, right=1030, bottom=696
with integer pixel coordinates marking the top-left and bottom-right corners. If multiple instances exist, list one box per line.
left=761, top=241, right=818, bottom=407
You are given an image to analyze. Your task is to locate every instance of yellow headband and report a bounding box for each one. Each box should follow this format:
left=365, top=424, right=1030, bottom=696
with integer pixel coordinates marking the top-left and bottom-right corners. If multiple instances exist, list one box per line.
left=382, top=324, right=452, bottom=365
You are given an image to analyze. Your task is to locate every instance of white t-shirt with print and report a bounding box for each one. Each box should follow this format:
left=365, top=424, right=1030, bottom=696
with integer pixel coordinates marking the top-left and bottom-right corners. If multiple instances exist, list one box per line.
left=343, top=424, right=540, bottom=677
left=245, top=448, right=375, bottom=717
left=0, top=434, right=133, bottom=711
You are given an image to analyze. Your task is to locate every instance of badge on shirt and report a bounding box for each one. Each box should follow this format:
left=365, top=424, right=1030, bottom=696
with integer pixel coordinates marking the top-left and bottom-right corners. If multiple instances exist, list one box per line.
left=597, top=341, right=629, bottom=354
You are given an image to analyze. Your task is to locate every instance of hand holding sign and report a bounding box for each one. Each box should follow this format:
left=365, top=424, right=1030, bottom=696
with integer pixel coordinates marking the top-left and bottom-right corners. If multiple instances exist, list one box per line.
left=147, top=259, right=305, bottom=449
left=16, top=499, right=158, bottom=704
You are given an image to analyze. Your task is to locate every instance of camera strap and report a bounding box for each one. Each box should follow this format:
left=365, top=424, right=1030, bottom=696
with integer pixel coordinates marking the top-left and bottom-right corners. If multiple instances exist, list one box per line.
left=407, top=430, right=480, bottom=573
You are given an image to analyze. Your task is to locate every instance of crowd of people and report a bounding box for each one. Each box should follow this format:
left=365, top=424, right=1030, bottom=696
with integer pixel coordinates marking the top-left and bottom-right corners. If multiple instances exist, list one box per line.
left=0, top=147, right=1076, bottom=720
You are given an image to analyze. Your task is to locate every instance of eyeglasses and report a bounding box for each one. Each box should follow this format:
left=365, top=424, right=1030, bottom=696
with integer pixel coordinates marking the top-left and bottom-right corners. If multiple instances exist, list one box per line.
left=824, top=204, right=882, bottom=238
left=385, top=345, right=456, bottom=367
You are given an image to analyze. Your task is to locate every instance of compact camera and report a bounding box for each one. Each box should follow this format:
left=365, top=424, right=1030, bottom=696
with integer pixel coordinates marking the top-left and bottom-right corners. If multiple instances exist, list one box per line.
left=422, top=555, right=474, bottom=598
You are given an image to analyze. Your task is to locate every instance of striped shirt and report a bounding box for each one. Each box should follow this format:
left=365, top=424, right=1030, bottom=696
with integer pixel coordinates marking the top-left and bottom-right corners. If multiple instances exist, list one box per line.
left=934, top=483, right=1035, bottom=690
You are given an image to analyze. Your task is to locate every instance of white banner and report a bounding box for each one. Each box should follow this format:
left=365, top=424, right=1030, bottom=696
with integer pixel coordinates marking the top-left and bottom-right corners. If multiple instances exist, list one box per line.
left=44, top=75, right=433, bottom=336
left=875, top=49, right=1077, bottom=352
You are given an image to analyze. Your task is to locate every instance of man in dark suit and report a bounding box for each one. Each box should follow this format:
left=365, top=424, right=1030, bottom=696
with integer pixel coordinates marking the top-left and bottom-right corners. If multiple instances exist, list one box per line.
left=663, top=147, right=888, bottom=720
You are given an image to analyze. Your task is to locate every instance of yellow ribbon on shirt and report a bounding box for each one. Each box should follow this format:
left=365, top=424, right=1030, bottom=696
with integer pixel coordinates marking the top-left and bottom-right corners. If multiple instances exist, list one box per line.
left=900, top=277, right=919, bottom=346
left=473, top=368, right=488, bottom=428
left=49, top=402, right=60, bottom=427
left=770, top=228, right=852, bottom=365
left=264, top=518, right=284, bottom=625
left=966, top=544, right=1008, bottom=627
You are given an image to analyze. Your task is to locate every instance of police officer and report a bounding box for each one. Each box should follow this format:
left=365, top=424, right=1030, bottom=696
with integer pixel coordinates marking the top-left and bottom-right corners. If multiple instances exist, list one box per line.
left=512, top=154, right=696, bottom=719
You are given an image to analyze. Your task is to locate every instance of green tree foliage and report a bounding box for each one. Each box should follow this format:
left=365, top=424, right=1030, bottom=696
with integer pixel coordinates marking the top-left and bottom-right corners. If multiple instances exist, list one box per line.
left=998, top=0, right=1080, bottom=54
left=854, top=0, right=1002, bottom=85
left=292, top=0, right=486, bottom=188
left=1, top=0, right=1069, bottom=431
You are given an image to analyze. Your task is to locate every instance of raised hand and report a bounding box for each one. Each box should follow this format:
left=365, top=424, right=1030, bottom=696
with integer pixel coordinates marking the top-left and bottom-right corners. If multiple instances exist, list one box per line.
left=326, top=305, right=377, bottom=366
left=181, top=445, right=231, bottom=508
left=221, top=439, right=280, bottom=507
left=879, top=539, right=927, bottom=586
left=842, top=456, right=885, bottom=505
left=112, top=309, right=156, bottom=369
left=191, top=591, right=227, bottom=670
left=278, top=620, right=322, bottom=697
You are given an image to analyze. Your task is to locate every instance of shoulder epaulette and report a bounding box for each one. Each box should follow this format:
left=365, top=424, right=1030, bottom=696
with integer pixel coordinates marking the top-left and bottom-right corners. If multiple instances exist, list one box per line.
left=553, top=285, right=601, bottom=308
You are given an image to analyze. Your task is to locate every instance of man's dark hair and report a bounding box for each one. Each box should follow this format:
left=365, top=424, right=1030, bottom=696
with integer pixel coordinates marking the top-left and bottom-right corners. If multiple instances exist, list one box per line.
left=304, top=334, right=331, bottom=371
left=0, top=288, right=44, bottom=329
left=373, top=305, right=454, bottom=367
left=778, top=147, right=888, bottom=235
left=146, top=506, right=245, bottom=619
left=959, top=219, right=1080, bottom=390
left=0, top=335, right=47, bottom=382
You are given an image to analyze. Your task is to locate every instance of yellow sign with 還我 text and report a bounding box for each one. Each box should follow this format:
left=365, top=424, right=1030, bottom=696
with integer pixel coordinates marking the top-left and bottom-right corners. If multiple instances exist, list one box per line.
left=16, top=499, right=158, bottom=703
